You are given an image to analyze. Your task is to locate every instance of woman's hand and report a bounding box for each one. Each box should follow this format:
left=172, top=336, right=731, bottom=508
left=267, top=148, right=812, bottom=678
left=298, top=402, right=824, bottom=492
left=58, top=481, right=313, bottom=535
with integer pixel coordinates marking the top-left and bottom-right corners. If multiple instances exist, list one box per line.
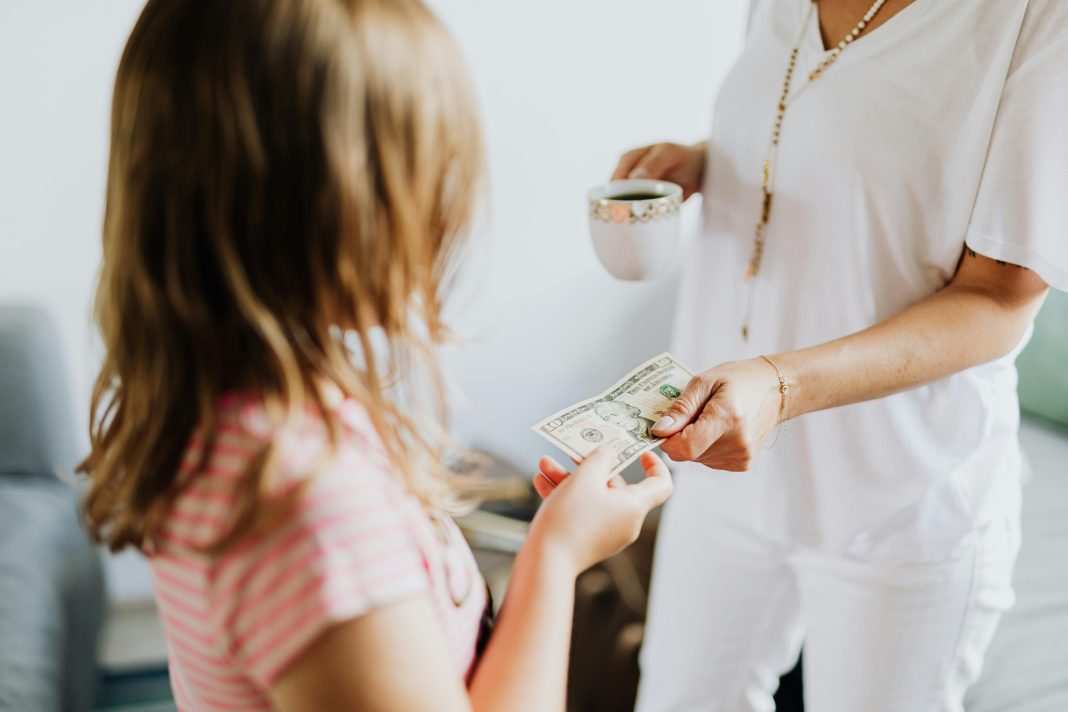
left=611, top=141, right=708, bottom=200
left=649, top=358, right=786, bottom=472
left=528, top=449, right=673, bottom=574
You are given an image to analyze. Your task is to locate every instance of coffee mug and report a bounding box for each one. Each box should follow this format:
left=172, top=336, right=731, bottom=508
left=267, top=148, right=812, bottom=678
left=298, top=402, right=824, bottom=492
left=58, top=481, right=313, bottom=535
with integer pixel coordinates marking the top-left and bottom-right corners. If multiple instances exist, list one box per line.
left=587, top=178, right=683, bottom=281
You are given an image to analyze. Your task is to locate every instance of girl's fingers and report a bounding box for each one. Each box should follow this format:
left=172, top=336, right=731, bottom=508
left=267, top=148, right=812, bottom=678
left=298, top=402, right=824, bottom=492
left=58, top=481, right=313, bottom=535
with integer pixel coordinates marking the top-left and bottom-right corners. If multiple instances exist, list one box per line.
left=574, top=446, right=616, bottom=483
left=532, top=473, right=555, bottom=500
left=629, top=452, right=674, bottom=508
left=538, top=450, right=629, bottom=490
left=639, top=450, right=670, bottom=478
left=538, top=455, right=570, bottom=486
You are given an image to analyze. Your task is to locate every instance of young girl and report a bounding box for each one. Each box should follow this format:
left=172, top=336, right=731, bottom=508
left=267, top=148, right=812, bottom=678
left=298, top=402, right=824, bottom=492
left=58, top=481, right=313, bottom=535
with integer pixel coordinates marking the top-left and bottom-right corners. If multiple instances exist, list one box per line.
left=80, top=1, right=673, bottom=710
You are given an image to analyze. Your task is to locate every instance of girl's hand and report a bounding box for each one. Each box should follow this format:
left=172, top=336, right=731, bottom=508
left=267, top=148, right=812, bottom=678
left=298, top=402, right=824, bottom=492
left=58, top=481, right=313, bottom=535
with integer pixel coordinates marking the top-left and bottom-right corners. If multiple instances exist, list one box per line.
left=649, top=358, right=786, bottom=472
left=611, top=141, right=707, bottom=200
left=528, top=449, right=673, bottom=575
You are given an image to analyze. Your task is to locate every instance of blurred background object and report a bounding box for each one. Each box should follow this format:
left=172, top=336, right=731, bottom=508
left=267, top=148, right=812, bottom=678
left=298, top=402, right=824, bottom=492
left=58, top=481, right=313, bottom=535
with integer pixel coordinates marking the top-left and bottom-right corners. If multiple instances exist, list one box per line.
left=962, top=290, right=1068, bottom=712
left=0, top=306, right=105, bottom=711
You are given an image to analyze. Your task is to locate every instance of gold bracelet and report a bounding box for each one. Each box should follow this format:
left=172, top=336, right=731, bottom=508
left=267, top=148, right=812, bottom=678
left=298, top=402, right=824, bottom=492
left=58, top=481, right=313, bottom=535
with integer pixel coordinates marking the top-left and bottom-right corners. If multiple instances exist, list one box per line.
left=760, top=354, right=790, bottom=446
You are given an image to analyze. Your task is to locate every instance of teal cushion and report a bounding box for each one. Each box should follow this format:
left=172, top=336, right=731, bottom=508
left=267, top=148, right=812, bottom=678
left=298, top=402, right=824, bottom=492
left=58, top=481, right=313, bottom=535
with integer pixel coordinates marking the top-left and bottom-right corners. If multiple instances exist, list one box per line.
left=1017, top=289, right=1068, bottom=429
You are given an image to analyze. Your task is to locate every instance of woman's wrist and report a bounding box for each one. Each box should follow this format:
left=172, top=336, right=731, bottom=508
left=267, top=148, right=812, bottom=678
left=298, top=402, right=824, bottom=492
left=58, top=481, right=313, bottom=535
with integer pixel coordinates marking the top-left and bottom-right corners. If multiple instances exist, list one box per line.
left=767, top=351, right=804, bottom=419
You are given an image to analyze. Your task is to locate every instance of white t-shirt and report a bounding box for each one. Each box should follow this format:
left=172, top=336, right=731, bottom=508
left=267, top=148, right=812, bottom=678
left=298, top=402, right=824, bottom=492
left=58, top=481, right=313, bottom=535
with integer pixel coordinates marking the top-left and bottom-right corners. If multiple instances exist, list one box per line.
left=673, top=0, right=1068, bottom=561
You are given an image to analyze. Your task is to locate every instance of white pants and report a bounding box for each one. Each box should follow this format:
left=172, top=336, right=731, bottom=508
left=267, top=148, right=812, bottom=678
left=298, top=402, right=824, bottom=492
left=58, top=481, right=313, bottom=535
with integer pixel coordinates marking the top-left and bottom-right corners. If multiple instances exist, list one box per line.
left=635, top=468, right=1019, bottom=712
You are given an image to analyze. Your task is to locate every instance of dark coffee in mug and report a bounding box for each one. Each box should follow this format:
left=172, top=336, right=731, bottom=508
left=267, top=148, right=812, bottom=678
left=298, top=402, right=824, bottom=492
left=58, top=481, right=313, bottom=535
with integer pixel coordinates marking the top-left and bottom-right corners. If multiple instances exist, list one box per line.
left=609, top=192, right=666, bottom=200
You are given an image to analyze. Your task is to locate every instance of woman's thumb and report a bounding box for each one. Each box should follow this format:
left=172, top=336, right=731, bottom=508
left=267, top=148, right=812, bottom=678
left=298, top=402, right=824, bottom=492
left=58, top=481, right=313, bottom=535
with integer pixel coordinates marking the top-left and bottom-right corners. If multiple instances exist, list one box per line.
left=652, top=374, right=713, bottom=436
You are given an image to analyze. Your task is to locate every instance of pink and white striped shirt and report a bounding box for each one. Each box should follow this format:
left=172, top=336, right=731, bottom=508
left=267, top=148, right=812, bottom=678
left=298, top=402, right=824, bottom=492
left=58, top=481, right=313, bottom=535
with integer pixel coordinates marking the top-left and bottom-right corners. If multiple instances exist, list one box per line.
left=148, top=394, right=486, bottom=711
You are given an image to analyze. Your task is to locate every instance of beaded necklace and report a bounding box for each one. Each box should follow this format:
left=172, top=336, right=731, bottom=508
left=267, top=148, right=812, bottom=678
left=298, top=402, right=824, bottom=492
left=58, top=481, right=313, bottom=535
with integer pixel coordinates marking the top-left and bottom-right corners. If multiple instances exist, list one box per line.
left=741, top=0, right=890, bottom=340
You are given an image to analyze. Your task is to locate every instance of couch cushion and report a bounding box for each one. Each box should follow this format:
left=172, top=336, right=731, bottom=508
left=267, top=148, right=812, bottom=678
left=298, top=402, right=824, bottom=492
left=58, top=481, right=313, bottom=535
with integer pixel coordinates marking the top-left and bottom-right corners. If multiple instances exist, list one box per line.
left=0, top=477, right=104, bottom=712
left=0, top=306, right=78, bottom=478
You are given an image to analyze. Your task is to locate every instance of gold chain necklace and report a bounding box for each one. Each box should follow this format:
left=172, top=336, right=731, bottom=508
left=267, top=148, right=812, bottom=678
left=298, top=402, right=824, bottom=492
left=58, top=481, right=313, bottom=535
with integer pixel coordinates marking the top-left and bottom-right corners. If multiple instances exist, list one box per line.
left=741, top=0, right=890, bottom=340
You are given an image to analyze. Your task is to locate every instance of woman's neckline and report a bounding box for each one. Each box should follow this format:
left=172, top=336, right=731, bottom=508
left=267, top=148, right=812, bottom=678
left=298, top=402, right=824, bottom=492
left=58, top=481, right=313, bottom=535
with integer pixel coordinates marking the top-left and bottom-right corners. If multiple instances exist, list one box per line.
left=809, top=0, right=931, bottom=55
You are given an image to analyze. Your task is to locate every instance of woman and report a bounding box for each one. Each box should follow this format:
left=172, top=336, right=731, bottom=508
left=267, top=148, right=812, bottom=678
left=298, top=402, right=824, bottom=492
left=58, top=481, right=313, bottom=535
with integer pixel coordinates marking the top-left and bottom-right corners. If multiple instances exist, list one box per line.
left=614, top=0, right=1067, bottom=710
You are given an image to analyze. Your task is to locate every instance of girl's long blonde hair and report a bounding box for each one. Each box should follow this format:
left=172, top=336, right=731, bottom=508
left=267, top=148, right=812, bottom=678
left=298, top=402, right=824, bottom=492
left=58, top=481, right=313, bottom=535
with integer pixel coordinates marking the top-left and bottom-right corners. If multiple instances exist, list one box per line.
left=81, top=0, right=484, bottom=552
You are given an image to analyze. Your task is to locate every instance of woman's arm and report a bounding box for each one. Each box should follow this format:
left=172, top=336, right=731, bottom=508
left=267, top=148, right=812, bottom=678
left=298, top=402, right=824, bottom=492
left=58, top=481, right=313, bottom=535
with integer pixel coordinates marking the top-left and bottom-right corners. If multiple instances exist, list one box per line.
left=271, top=450, right=672, bottom=711
left=781, top=249, right=1049, bottom=415
left=652, top=249, right=1050, bottom=470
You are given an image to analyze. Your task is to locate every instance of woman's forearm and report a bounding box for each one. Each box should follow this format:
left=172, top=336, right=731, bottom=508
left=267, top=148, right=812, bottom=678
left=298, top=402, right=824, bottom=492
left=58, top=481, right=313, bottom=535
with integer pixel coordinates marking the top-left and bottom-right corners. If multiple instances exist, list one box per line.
left=776, top=276, right=1048, bottom=419
left=467, top=535, right=576, bottom=712
left=654, top=251, right=1050, bottom=473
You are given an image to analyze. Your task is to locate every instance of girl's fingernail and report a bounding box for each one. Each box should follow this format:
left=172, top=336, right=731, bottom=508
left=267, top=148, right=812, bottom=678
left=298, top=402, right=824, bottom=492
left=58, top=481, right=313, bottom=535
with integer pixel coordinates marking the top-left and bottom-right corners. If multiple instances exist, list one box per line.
left=653, top=416, right=674, bottom=432
left=629, top=167, right=649, bottom=179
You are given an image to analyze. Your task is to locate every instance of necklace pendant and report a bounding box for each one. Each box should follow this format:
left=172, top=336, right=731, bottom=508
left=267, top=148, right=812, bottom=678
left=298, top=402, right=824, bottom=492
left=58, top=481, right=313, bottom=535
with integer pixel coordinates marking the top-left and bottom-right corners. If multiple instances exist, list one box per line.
left=742, top=0, right=887, bottom=347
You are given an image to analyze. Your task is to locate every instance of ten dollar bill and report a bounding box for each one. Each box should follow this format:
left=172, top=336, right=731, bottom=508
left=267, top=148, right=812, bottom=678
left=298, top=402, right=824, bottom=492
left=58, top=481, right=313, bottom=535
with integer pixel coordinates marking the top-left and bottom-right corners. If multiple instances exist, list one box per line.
left=532, top=352, right=694, bottom=474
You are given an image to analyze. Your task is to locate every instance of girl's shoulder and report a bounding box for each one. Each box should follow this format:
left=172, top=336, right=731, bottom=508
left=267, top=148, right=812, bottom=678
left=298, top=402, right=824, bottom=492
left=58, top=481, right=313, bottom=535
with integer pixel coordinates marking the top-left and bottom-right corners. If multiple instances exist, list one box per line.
left=152, top=394, right=438, bottom=690
left=160, top=392, right=414, bottom=555
left=199, top=391, right=394, bottom=486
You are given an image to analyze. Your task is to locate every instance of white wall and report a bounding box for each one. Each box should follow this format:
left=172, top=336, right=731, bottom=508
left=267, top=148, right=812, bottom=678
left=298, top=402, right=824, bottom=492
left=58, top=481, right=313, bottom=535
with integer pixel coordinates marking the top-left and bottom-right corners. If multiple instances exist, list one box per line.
left=0, top=1, right=147, bottom=455
left=0, top=0, right=745, bottom=601
left=431, top=0, right=746, bottom=467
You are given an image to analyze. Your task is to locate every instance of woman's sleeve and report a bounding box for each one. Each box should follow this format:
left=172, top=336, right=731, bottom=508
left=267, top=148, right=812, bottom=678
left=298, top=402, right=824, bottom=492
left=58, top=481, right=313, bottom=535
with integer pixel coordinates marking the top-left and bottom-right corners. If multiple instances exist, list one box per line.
left=211, top=464, right=430, bottom=688
left=965, top=37, right=1068, bottom=291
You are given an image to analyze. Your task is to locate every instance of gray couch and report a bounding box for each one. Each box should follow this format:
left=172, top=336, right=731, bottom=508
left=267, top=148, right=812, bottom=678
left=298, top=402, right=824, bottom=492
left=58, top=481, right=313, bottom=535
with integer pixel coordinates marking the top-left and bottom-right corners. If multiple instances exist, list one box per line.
left=0, top=306, right=105, bottom=712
